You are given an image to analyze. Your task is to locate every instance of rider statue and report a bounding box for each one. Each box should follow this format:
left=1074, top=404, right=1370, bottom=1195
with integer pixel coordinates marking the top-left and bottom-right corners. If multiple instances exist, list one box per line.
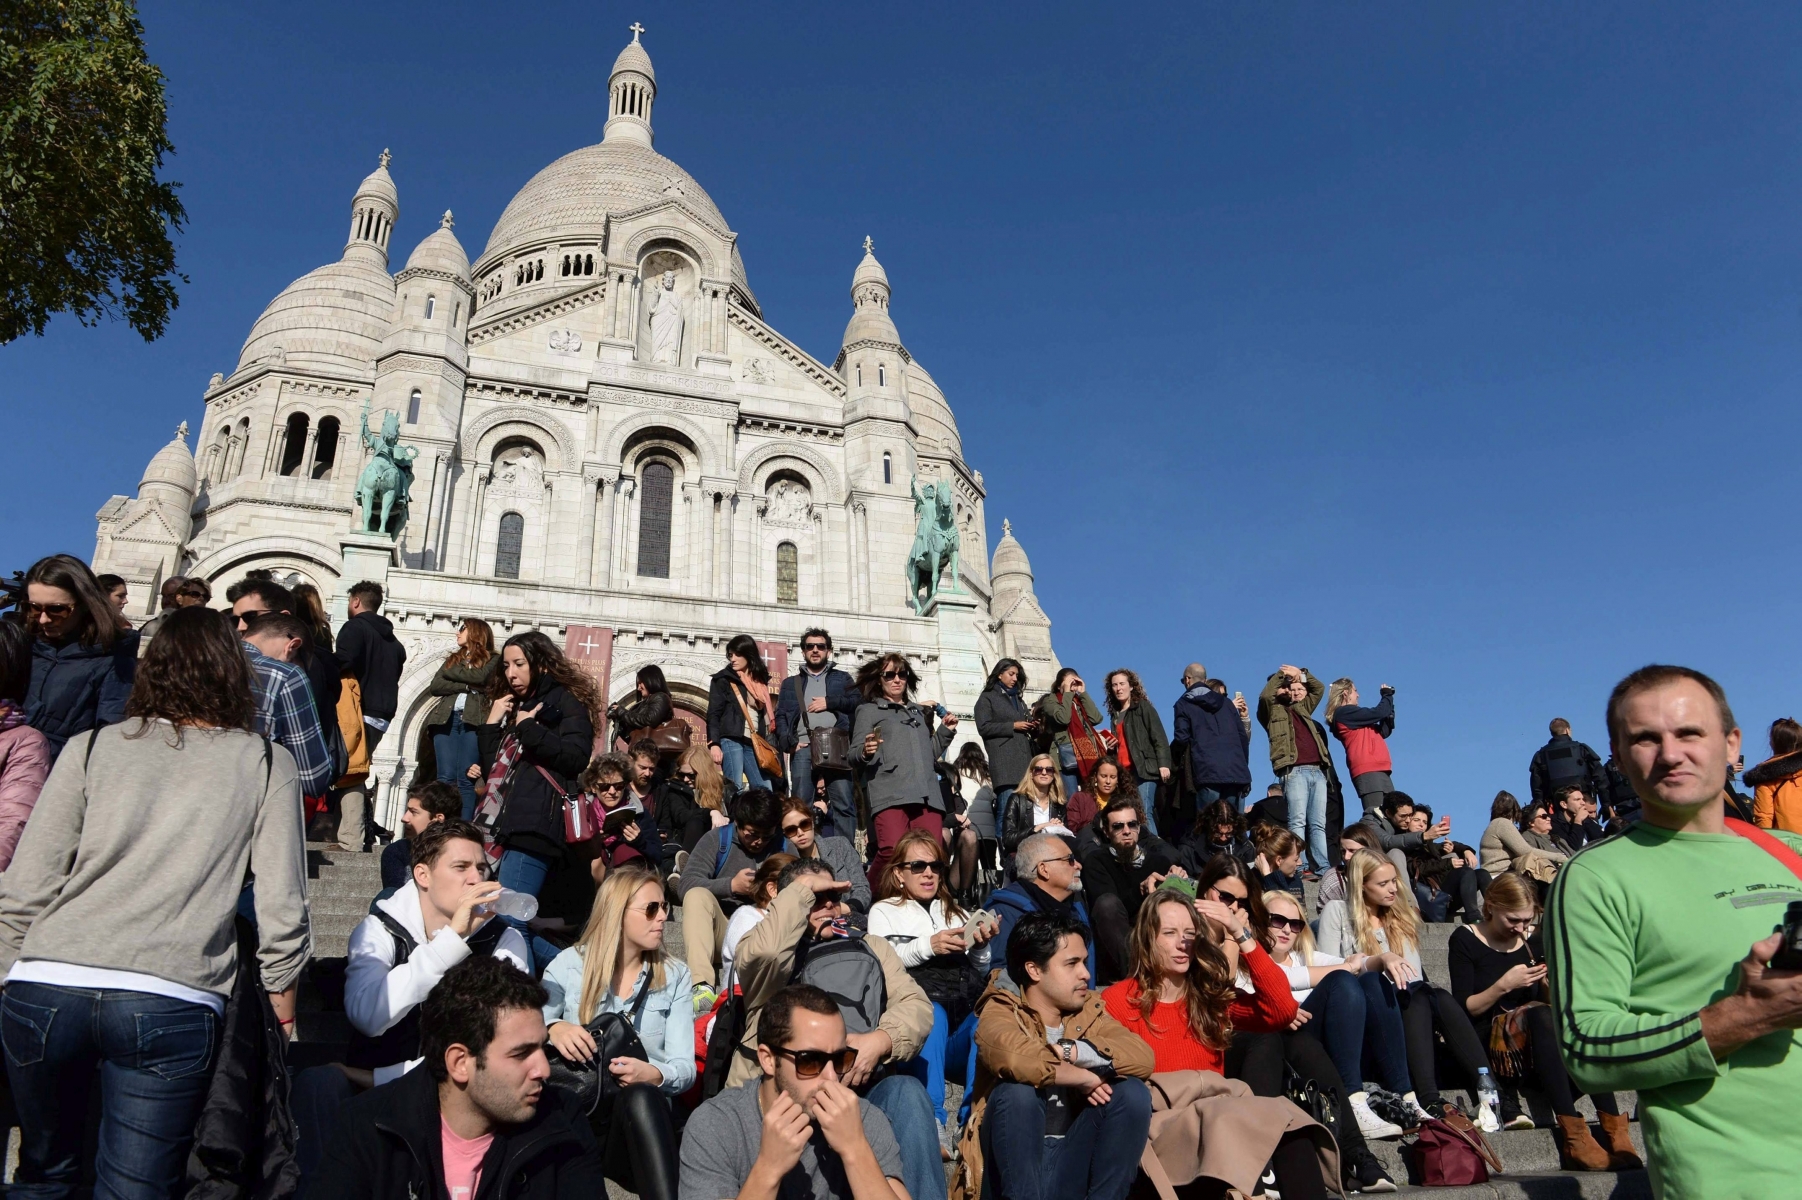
left=907, top=476, right=961, bottom=614
left=355, top=399, right=418, bottom=536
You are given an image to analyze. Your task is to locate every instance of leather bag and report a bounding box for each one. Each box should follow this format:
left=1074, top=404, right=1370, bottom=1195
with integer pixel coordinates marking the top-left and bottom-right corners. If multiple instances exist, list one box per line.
left=1406, top=1102, right=1502, bottom=1186
left=732, top=685, right=784, bottom=778
left=534, top=764, right=599, bottom=845
left=545, top=972, right=653, bottom=1116
left=648, top=718, right=692, bottom=755
left=810, top=726, right=855, bottom=773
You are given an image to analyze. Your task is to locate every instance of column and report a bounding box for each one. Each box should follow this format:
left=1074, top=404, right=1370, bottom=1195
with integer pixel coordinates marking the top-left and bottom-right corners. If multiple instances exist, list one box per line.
left=578, top=467, right=603, bottom=587
left=683, top=482, right=703, bottom=593
left=416, top=453, right=444, bottom=562
left=462, top=467, right=492, bottom=574
left=614, top=477, right=637, bottom=580
left=536, top=474, right=558, bottom=581
left=434, top=459, right=459, bottom=572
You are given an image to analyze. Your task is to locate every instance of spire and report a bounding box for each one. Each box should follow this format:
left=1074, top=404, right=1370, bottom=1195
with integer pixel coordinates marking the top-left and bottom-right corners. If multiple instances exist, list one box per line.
left=604, top=24, right=657, bottom=148
left=841, top=237, right=901, bottom=354
left=990, top=518, right=1035, bottom=608
left=345, top=148, right=399, bottom=267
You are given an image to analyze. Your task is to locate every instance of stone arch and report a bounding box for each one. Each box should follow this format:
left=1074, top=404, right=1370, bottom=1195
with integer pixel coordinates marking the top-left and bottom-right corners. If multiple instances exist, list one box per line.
left=598, top=409, right=718, bottom=473
left=736, top=440, right=845, bottom=504
left=621, top=226, right=721, bottom=278
left=461, top=406, right=576, bottom=471
left=184, top=535, right=346, bottom=586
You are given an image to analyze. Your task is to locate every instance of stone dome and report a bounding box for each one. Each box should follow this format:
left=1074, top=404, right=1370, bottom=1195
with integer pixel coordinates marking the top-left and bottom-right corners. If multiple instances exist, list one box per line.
left=140, top=424, right=197, bottom=496
left=404, top=212, right=471, bottom=281
left=236, top=257, right=396, bottom=376
left=612, top=36, right=654, bottom=82
left=354, top=155, right=397, bottom=209
left=480, top=141, right=731, bottom=262
left=990, top=519, right=1034, bottom=600
left=842, top=243, right=902, bottom=349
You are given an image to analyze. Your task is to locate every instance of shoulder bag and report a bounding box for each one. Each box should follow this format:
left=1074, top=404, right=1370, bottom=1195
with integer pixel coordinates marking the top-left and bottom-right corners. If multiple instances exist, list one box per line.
left=1406, top=1101, right=1503, bottom=1186
left=1726, top=817, right=1802, bottom=880
left=545, top=969, right=654, bottom=1117
left=647, top=718, right=692, bottom=755
left=732, top=684, right=784, bottom=779
left=533, top=763, right=599, bottom=846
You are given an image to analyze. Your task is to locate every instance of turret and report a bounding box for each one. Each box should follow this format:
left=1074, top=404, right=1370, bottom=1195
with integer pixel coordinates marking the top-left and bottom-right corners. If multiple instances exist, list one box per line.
left=603, top=23, right=657, bottom=148
left=344, top=149, right=399, bottom=268
left=92, top=423, right=197, bottom=614
left=837, top=237, right=915, bottom=495
left=380, top=209, right=474, bottom=433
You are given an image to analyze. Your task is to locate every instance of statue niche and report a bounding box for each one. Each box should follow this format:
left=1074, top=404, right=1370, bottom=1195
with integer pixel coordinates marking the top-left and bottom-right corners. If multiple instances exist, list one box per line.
left=638, top=250, right=694, bottom=368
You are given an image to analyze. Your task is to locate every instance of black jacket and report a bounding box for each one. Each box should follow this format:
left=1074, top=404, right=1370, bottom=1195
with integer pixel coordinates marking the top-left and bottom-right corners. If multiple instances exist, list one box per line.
left=304, top=1058, right=604, bottom=1200
left=652, top=779, right=715, bottom=858
left=974, top=684, right=1035, bottom=790
left=706, top=667, right=768, bottom=744
left=336, top=612, right=407, bottom=722
left=609, top=689, right=673, bottom=740
left=298, top=636, right=343, bottom=729
left=1002, top=792, right=1066, bottom=856
left=1171, top=684, right=1251, bottom=788
left=1080, top=835, right=1179, bottom=925
left=494, top=681, right=595, bottom=855
left=1549, top=811, right=1606, bottom=852
left=772, top=662, right=859, bottom=754
left=26, top=632, right=138, bottom=755
left=1527, top=735, right=1607, bottom=808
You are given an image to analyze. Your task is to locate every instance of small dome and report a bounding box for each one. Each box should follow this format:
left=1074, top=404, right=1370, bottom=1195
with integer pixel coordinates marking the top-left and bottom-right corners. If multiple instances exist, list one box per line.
left=842, top=239, right=902, bottom=350
left=990, top=519, right=1034, bottom=594
left=236, top=257, right=397, bottom=375
left=404, top=211, right=471, bottom=281
left=612, top=32, right=655, bottom=82
left=140, top=423, right=197, bottom=496
left=355, top=149, right=398, bottom=209
left=852, top=239, right=890, bottom=294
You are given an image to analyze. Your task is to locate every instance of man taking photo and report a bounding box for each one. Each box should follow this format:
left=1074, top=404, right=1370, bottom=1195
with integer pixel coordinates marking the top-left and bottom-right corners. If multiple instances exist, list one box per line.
left=1547, top=665, right=1802, bottom=1198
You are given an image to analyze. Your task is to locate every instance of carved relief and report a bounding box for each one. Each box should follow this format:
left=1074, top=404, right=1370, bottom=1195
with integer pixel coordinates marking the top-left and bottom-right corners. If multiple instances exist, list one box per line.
left=489, top=446, right=544, bottom=498
left=741, top=357, right=777, bottom=385
left=547, top=329, right=583, bottom=354
left=763, top=478, right=811, bottom=528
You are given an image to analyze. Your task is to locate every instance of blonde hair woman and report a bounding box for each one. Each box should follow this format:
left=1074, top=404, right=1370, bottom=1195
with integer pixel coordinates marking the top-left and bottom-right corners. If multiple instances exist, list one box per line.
left=1318, top=850, right=1498, bottom=1129
left=1001, top=752, right=1069, bottom=859
left=540, top=864, right=690, bottom=1200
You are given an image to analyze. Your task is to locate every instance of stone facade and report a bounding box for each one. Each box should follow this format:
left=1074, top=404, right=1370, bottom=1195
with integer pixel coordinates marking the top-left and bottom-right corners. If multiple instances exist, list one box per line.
left=92, top=29, right=1062, bottom=825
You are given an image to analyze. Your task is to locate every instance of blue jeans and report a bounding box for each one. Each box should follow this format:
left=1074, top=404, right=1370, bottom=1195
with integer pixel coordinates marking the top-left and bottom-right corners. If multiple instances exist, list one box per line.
left=1300, top=968, right=1412, bottom=1095
left=1281, top=764, right=1330, bottom=871
left=3, top=982, right=220, bottom=1199
left=901, top=1003, right=979, bottom=1126
left=434, top=712, right=482, bottom=820
left=496, top=846, right=558, bottom=971
left=981, top=1078, right=1152, bottom=1200
left=1056, top=743, right=1079, bottom=804
left=993, top=786, right=1017, bottom=841
left=790, top=743, right=857, bottom=841
left=719, top=737, right=768, bottom=794
left=865, top=1073, right=945, bottom=1200
left=1135, top=779, right=1159, bottom=835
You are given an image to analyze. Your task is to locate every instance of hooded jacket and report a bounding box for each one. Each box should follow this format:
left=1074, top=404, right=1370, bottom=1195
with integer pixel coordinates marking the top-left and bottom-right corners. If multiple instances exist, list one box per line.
left=26, top=632, right=137, bottom=755
left=851, top=699, right=956, bottom=816
left=302, top=1055, right=604, bottom=1200
left=1329, top=691, right=1394, bottom=778
left=1171, top=684, right=1251, bottom=788
left=1256, top=670, right=1330, bottom=774
left=1747, top=751, right=1802, bottom=833
left=335, top=611, right=407, bottom=722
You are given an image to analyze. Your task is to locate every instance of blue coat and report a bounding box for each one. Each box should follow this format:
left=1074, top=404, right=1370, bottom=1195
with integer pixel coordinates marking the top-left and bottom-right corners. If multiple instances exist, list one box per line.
left=27, top=634, right=138, bottom=757
left=987, top=880, right=1097, bottom=982
left=772, top=663, right=859, bottom=754
left=1172, top=684, right=1251, bottom=788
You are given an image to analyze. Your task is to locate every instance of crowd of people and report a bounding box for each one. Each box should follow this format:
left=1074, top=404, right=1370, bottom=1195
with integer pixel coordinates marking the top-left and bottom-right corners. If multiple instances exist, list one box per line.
left=0, top=550, right=1799, bottom=1199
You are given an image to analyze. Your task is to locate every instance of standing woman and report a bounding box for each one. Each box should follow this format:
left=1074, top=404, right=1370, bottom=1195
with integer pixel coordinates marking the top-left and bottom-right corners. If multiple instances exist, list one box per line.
left=949, top=743, right=996, bottom=897
left=540, top=864, right=689, bottom=1200
left=1318, top=849, right=1499, bottom=1128
left=1325, top=679, right=1397, bottom=821
left=1104, top=669, right=1172, bottom=832
left=1000, top=753, right=1071, bottom=864
left=1037, top=668, right=1103, bottom=800
left=1448, top=873, right=1639, bottom=1169
left=481, top=631, right=600, bottom=938
left=853, top=652, right=957, bottom=887
left=707, top=634, right=774, bottom=793
left=422, top=617, right=498, bottom=820
left=609, top=663, right=675, bottom=746
left=973, top=658, right=1034, bottom=837
left=0, top=606, right=308, bottom=1196
left=21, top=553, right=137, bottom=757
left=0, top=622, right=51, bottom=871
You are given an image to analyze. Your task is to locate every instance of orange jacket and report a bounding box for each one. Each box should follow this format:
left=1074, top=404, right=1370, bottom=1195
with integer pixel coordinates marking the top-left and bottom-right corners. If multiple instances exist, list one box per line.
left=1746, top=751, right=1802, bottom=832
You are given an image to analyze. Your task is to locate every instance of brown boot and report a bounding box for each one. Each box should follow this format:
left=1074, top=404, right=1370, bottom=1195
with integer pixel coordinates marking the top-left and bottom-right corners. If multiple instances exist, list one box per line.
left=1597, top=1112, right=1644, bottom=1171
left=1555, top=1114, right=1612, bottom=1171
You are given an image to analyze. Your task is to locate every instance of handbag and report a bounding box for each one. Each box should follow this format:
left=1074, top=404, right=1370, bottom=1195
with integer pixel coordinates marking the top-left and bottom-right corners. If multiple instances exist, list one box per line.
left=1282, top=1061, right=1341, bottom=1147
left=647, top=718, right=692, bottom=755
left=545, top=970, right=653, bottom=1117
left=810, top=726, right=855, bottom=773
left=1486, top=1000, right=1548, bottom=1081
left=733, top=685, right=784, bottom=779
left=1406, top=1101, right=1503, bottom=1186
left=534, top=764, right=599, bottom=845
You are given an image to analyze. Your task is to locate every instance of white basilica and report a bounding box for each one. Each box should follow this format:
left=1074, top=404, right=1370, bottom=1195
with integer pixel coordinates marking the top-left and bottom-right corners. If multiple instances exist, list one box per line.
left=93, top=29, right=1061, bottom=821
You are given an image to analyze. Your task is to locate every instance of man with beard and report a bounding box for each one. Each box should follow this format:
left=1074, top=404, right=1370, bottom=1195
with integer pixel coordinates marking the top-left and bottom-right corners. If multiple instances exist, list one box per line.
left=1079, top=797, right=1187, bottom=983
left=990, top=833, right=1097, bottom=983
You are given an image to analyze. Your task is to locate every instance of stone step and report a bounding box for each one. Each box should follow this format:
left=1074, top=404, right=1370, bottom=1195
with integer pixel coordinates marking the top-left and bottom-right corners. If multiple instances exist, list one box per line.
left=1365, top=1119, right=1645, bottom=1181
left=1386, top=1169, right=1650, bottom=1198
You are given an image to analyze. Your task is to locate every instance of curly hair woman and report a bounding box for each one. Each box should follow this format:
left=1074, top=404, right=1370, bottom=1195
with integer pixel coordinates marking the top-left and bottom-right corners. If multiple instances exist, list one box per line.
left=1103, top=668, right=1172, bottom=829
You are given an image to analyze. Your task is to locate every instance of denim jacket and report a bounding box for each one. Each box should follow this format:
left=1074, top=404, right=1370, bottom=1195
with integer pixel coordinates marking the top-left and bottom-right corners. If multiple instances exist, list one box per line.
left=540, top=949, right=696, bottom=1095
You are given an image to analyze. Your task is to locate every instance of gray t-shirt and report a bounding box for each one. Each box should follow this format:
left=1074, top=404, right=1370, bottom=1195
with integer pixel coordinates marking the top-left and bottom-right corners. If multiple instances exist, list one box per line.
left=679, top=1079, right=903, bottom=1200
left=801, top=668, right=834, bottom=748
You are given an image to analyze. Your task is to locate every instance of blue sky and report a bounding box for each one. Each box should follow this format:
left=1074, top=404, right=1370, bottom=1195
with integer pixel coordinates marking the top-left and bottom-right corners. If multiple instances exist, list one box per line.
left=4, top=2, right=1799, bottom=834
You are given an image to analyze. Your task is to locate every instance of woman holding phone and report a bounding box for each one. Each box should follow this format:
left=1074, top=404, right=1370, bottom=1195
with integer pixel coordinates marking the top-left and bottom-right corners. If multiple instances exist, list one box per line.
left=853, top=652, right=957, bottom=887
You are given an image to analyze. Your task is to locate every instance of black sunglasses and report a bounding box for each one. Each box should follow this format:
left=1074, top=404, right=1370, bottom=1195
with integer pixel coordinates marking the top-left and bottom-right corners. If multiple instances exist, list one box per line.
left=1208, top=888, right=1248, bottom=911
left=1266, top=914, right=1305, bottom=933
left=595, top=780, right=628, bottom=794
left=802, top=642, right=830, bottom=651
left=899, top=859, right=942, bottom=874
left=1108, top=819, right=1141, bottom=833
left=772, top=1046, right=859, bottom=1079
left=881, top=669, right=907, bottom=680
left=675, top=771, right=698, bottom=782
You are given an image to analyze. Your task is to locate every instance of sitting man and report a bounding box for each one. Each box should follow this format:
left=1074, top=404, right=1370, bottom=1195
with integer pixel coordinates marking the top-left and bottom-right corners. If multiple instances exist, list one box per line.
left=681, top=984, right=908, bottom=1200
left=292, top=820, right=529, bottom=1181
left=1079, top=796, right=1185, bottom=984
left=990, top=832, right=1097, bottom=982
left=1549, top=783, right=1607, bottom=851
left=953, top=910, right=1153, bottom=1200
left=735, top=859, right=941, bottom=1200
left=628, top=736, right=664, bottom=811
left=679, top=787, right=790, bottom=1011
left=379, top=780, right=462, bottom=890
left=306, top=955, right=602, bottom=1199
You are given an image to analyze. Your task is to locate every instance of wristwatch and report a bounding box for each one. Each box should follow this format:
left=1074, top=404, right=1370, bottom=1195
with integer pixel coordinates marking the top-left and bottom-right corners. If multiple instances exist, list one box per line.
left=1234, top=927, right=1256, bottom=947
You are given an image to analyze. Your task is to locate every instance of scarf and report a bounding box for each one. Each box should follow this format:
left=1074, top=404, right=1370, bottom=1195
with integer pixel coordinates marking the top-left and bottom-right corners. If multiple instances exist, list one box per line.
left=472, top=728, right=526, bottom=868
left=0, top=701, right=27, bottom=732
left=737, top=670, right=774, bottom=724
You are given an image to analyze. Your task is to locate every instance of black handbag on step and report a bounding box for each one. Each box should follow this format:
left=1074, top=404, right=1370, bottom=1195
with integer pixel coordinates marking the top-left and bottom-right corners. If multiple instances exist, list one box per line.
left=545, top=970, right=653, bottom=1117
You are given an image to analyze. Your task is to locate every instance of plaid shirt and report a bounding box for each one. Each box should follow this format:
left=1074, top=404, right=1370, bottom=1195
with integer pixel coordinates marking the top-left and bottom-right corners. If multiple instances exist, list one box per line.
left=243, top=643, right=334, bottom=796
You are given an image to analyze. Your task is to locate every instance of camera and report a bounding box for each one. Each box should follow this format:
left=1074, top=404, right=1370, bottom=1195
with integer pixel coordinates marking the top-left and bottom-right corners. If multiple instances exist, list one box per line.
left=1772, top=901, right=1802, bottom=972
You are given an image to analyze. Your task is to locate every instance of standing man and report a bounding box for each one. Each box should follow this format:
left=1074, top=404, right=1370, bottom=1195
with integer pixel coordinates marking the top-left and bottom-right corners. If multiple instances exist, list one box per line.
left=776, top=629, right=860, bottom=843
left=1529, top=718, right=1609, bottom=810
left=334, top=581, right=406, bottom=853
left=1547, top=665, right=1802, bottom=1197
left=134, top=575, right=187, bottom=656
left=1171, top=664, right=1251, bottom=811
left=1257, top=664, right=1339, bottom=875
left=238, top=610, right=335, bottom=799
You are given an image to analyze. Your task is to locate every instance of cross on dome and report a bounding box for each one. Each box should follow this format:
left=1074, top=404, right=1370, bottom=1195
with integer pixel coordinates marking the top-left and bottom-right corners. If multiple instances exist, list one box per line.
left=441, top=210, right=454, bottom=229
left=629, top=21, right=645, bottom=41
left=175, top=421, right=189, bottom=440
left=1003, top=518, right=1012, bottom=536
left=378, top=148, right=391, bottom=169
left=863, top=235, right=874, bottom=255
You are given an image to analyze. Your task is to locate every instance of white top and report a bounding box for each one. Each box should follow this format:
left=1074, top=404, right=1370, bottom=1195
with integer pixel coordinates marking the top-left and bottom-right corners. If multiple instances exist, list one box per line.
left=867, top=895, right=994, bottom=973
left=6, top=961, right=225, bottom=1015
left=1315, top=899, right=1423, bottom=978
left=1273, top=949, right=1347, bottom=1004
left=721, top=905, right=767, bottom=980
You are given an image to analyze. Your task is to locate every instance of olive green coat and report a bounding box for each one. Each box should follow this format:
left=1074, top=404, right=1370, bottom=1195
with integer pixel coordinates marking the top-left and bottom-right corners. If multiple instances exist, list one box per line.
left=1256, top=669, right=1332, bottom=774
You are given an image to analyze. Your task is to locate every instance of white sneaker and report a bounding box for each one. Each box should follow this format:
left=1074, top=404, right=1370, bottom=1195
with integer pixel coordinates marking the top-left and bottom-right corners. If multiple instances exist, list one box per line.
left=1402, top=1091, right=1435, bottom=1125
left=1475, top=1099, right=1501, bottom=1134
left=1349, top=1091, right=1405, bottom=1140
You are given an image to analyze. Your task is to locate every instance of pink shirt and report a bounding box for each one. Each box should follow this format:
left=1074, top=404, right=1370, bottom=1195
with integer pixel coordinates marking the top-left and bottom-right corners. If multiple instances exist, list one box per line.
left=441, top=1117, right=494, bottom=1200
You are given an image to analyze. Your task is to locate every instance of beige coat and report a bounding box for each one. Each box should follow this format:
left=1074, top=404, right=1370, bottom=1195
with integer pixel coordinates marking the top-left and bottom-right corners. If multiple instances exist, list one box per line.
left=1479, top=817, right=1568, bottom=877
left=727, top=879, right=934, bottom=1088
left=951, top=975, right=1156, bottom=1200
left=1137, top=1070, right=1340, bottom=1200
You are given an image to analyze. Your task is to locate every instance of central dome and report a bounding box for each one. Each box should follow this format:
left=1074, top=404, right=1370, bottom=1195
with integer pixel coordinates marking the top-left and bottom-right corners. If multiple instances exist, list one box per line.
left=480, top=140, right=729, bottom=262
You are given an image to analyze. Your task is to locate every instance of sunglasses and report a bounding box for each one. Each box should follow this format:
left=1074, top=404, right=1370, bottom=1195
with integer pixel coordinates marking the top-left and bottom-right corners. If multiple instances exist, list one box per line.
left=1208, top=888, right=1248, bottom=911
left=1108, top=820, right=1141, bottom=833
left=772, top=1046, right=859, bottom=1079
left=235, top=608, right=270, bottom=626
left=802, top=642, right=830, bottom=651
left=595, top=780, right=628, bottom=794
left=881, top=669, right=907, bottom=680
left=26, top=602, right=75, bottom=618
left=899, top=859, right=942, bottom=874
left=1044, top=854, right=1077, bottom=868
left=1031, top=767, right=1056, bottom=776
left=1266, top=914, right=1305, bottom=933
left=675, top=771, right=698, bottom=783
left=781, top=818, right=814, bottom=836
left=632, top=901, right=669, bottom=920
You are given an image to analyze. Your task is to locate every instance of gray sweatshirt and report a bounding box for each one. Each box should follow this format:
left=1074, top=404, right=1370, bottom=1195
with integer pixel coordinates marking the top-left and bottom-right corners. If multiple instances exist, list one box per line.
left=0, top=722, right=311, bottom=995
left=852, top=700, right=956, bottom=816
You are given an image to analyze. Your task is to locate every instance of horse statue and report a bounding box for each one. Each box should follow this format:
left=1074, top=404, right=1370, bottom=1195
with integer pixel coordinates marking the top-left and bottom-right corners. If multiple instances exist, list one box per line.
left=907, top=476, right=961, bottom=614
left=355, top=400, right=418, bottom=536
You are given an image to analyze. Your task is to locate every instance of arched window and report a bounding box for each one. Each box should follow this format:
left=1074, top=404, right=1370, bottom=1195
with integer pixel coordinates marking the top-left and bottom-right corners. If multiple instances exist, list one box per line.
left=584, top=254, right=594, bottom=275
left=856, top=364, right=863, bottom=386
left=278, top=412, right=309, bottom=476
left=777, top=542, right=799, bottom=606
left=882, top=452, right=892, bottom=485
left=636, top=460, right=674, bottom=579
left=878, top=364, right=886, bottom=386
left=407, top=389, right=422, bottom=424
left=424, top=295, right=436, bottom=320
left=494, top=512, right=525, bottom=579
left=452, top=301, right=461, bottom=326
left=312, top=417, right=340, bottom=479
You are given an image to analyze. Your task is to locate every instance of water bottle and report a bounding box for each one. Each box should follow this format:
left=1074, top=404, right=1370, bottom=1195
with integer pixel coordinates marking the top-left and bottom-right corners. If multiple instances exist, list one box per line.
left=1476, top=1067, right=1500, bottom=1112
left=482, top=888, right=539, bottom=922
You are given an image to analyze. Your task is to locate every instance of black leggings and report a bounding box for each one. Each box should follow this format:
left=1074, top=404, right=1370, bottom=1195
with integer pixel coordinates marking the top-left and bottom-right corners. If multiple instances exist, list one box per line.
left=1398, top=984, right=1492, bottom=1106
left=1223, top=1030, right=1357, bottom=1198
left=600, top=1083, right=678, bottom=1200
left=1487, top=1006, right=1618, bottom=1120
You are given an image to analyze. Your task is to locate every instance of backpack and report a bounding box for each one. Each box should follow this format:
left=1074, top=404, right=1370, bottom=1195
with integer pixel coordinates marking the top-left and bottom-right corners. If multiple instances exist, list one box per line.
left=698, top=982, right=747, bottom=1101
left=344, top=909, right=508, bottom=1070
left=792, top=935, right=887, bottom=1035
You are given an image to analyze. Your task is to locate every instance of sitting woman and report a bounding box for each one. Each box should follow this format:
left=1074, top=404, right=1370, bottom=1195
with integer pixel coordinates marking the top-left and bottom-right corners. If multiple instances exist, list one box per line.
left=653, top=742, right=729, bottom=875
left=1318, top=849, right=1500, bottom=1130
left=541, top=864, right=692, bottom=1200
left=868, top=829, right=998, bottom=1140
left=1262, top=889, right=1414, bottom=1143
left=581, top=753, right=662, bottom=869
left=1255, top=826, right=1307, bottom=899
left=1067, top=757, right=1129, bottom=850
left=1479, top=790, right=1569, bottom=881
left=779, top=793, right=870, bottom=912
left=720, top=853, right=795, bottom=983
left=1317, top=822, right=1383, bottom=906
left=1100, top=887, right=1358, bottom=1199
left=1449, top=873, right=1640, bottom=1171
left=1001, top=752, right=1073, bottom=868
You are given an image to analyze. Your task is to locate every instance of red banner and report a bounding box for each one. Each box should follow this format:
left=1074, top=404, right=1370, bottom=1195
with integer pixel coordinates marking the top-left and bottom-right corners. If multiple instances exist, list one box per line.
left=565, top=625, right=614, bottom=754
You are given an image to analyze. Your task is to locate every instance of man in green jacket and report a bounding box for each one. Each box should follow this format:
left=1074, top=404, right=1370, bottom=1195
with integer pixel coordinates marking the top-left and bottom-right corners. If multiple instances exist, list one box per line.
left=1546, top=664, right=1802, bottom=1199
left=1257, top=665, right=1336, bottom=872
